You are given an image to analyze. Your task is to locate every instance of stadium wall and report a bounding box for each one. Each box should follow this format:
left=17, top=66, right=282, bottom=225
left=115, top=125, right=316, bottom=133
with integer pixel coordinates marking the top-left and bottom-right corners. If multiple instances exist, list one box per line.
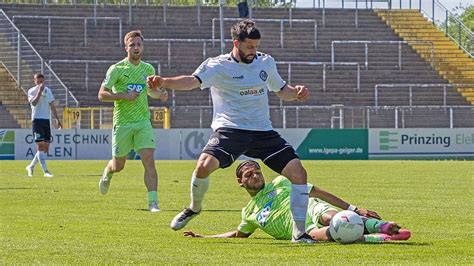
left=0, top=128, right=472, bottom=160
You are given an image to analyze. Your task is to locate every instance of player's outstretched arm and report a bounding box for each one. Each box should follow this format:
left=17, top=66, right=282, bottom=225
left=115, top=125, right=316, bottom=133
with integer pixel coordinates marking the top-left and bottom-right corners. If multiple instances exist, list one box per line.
left=147, top=87, right=168, bottom=101
left=275, top=84, right=310, bottom=102
left=309, top=186, right=381, bottom=219
left=183, top=230, right=251, bottom=238
left=147, top=75, right=200, bottom=91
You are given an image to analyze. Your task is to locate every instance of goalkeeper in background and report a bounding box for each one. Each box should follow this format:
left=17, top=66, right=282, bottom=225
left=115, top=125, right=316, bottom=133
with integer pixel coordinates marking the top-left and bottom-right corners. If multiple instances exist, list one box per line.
left=183, top=160, right=411, bottom=242
left=97, top=30, right=168, bottom=212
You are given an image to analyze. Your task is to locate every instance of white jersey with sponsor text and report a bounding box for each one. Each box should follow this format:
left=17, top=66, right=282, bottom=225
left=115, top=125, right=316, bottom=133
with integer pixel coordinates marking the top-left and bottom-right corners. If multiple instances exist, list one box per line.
left=27, top=85, right=55, bottom=120
left=193, top=52, right=286, bottom=131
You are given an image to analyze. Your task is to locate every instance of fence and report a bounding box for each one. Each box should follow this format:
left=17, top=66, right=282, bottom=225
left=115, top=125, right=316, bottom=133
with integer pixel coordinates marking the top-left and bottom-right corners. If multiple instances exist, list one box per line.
left=276, top=61, right=361, bottom=92
left=0, top=9, right=78, bottom=107
left=1, top=0, right=470, bottom=56
left=146, top=38, right=231, bottom=68
left=11, top=15, right=123, bottom=46
left=63, top=106, right=170, bottom=129
left=374, top=83, right=474, bottom=108
left=60, top=105, right=474, bottom=129
left=211, top=17, right=318, bottom=49
left=48, top=59, right=162, bottom=92
left=164, top=105, right=474, bottom=129
left=331, top=40, right=435, bottom=70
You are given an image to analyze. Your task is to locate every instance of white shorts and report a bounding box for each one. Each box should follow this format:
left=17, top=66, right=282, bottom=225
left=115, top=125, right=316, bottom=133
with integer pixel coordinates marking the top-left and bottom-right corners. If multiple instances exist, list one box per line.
left=305, top=198, right=338, bottom=232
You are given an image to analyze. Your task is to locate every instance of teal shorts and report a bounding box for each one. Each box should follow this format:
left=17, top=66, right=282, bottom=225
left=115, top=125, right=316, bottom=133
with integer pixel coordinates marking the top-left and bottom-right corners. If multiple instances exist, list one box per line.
left=305, top=198, right=338, bottom=232
left=112, top=120, right=155, bottom=157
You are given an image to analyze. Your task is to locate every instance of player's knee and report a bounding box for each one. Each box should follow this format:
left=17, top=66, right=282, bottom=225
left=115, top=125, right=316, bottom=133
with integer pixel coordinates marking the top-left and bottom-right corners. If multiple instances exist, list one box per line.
left=194, top=164, right=212, bottom=178
left=194, top=154, right=219, bottom=177
left=281, top=159, right=307, bottom=184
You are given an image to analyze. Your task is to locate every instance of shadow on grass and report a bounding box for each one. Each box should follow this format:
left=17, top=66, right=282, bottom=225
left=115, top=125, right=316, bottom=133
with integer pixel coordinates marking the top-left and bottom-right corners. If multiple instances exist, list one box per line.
left=135, top=208, right=242, bottom=212
left=0, top=187, right=31, bottom=190
left=181, top=237, right=431, bottom=247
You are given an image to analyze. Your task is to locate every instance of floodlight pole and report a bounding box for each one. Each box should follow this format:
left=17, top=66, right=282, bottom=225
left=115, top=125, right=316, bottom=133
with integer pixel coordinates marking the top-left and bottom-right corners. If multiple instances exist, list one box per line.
left=219, top=0, right=225, bottom=54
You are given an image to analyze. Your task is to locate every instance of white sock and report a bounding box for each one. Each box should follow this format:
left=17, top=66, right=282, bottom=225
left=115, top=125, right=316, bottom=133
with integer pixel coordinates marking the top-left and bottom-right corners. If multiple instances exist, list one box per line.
left=29, top=152, right=39, bottom=168
left=37, top=151, right=48, bottom=172
left=189, top=172, right=209, bottom=213
left=290, top=184, right=309, bottom=238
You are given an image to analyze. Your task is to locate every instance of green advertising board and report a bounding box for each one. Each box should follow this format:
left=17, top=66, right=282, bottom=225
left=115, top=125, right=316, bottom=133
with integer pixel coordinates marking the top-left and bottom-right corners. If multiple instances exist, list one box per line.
left=296, top=129, right=368, bottom=160
left=0, top=130, right=15, bottom=160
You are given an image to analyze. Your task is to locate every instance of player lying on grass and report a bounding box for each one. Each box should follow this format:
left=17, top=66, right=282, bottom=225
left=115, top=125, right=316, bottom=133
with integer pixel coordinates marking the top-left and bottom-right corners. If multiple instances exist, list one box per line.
left=183, top=160, right=411, bottom=243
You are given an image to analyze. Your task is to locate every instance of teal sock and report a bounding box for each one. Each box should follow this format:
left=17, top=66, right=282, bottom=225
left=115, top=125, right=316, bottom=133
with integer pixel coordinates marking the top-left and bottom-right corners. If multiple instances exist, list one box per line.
left=365, top=219, right=386, bottom=234
left=363, top=234, right=386, bottom=242
left=147, top=191, right=157, bottom=204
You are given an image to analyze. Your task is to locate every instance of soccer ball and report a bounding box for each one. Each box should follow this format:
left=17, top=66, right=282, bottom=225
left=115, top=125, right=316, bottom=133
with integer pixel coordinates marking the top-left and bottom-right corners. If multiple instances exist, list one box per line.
left=329, top=210, right=364, bottom=244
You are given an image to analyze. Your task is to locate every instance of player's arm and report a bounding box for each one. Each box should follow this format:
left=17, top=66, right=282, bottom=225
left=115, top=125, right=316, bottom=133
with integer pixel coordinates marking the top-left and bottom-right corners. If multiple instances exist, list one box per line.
left=275, top=84, right=310, bottom=102
left=309, top=186, right=381, bottom=219
left=183, top=230, right=251, bottom=238
left=49, top=103, right=62, bottom=129
left=30, top=84, right=44, bottom=106
left=98, top=86, right=138, bottom=102
left=147, top=75, right=200, bottom=91
left=147, top=87, right=168, bottom=102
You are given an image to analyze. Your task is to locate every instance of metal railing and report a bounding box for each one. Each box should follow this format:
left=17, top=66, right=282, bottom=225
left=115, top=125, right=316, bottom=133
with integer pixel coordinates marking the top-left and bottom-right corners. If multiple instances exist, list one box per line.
left=211, top=17, right=318, bottom=49
left=0, top=9, right=79, bottom=107
left=331, top=40, right=435, bottom=70
left=276, top=61, right=361, bottom=92
left=12, top=15, right=123, bottom=46
left=63, top=106, right=170, bottom=129
left=146, top=38, right=231, bottom=68
left=374, top=83, right=474, bottom=108
left=48, top=59, right=162, bottom=92
left=167, top=105, right=474, bottom=129
left=427, top=0, right=473, bottom=57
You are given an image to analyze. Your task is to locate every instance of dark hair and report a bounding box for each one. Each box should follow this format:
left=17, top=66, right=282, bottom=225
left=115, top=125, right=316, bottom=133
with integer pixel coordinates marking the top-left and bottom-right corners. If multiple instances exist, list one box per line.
left=34, top=73, right=44, bottom=79
left=235, top=160, right=261, bottom=179
left=231, top=19, right=261, bottom=42
left=124, top=30, right=144, bottom=45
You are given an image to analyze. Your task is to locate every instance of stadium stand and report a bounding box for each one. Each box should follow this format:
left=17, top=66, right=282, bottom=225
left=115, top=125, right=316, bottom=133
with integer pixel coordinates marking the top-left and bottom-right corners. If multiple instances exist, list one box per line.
left=377, top=9, right=474, bottom=104
left=0, top=3, right=472, bottom=128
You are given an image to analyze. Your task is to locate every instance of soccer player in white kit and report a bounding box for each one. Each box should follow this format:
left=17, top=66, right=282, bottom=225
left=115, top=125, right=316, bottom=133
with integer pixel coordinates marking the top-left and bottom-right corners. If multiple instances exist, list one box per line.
left=26, top=73, right=62, bottom=177
left=147, top=20, right=314, bottom=243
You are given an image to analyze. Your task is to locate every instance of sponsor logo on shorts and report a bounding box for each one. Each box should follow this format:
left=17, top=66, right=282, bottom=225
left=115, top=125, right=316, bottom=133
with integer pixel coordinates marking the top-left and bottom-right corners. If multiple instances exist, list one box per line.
left=207, top=137, right=219, bottom=146
left=259, top=70, right=268, bottom=81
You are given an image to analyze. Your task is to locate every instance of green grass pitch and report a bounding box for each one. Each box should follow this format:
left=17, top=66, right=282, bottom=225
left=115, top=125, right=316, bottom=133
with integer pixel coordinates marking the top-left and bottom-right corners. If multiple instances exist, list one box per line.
left=1, top=160, right=473, bottom=264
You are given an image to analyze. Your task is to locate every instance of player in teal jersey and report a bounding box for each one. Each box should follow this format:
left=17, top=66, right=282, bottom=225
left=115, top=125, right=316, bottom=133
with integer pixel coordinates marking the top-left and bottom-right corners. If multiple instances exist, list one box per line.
left=97, top=30, right=168, bottom=212
left=183, top=160, right=411, bottom=242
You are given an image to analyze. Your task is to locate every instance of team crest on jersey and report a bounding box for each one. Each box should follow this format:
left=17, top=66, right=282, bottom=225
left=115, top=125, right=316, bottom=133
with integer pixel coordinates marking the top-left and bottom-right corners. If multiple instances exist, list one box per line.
left=207, top=137, right=219, bottom=146
left=267, top=190, right=276, bottom=198
left=143, top=74, right=148, bottom=81
left=197, top=63, right=207, bottom=73
left=259, top=70, right=268, bottom=81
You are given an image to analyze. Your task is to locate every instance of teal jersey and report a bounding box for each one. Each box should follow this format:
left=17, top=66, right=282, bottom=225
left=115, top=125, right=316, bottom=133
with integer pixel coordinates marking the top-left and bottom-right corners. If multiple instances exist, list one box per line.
left=238, top=176, right=313, bottom=240
left=102, top=59, right=155, bottom=125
